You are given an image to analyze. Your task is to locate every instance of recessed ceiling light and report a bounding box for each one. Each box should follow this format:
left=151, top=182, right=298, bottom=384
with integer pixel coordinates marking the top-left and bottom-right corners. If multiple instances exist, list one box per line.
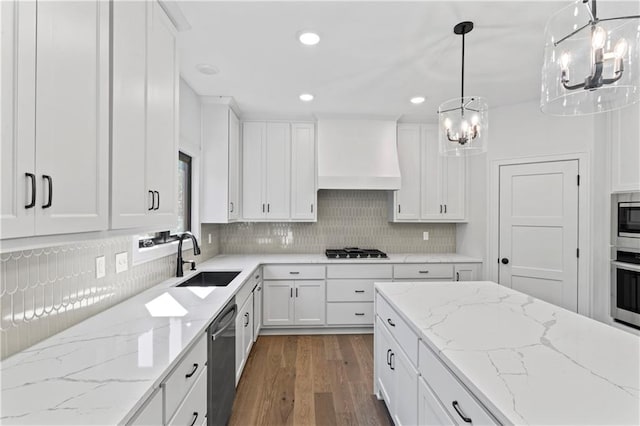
left=410, top=96, right=426, bottom=104
left=298, top=32, right=320, bottom=46
left=299, top=93, right=314, bottom=102
left=196, top=63, right=219, bottom=75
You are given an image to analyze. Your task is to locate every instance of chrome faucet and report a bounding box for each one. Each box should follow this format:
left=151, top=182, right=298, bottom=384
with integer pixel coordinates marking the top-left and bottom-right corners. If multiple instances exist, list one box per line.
left=176, top=232, right=201, bottom=277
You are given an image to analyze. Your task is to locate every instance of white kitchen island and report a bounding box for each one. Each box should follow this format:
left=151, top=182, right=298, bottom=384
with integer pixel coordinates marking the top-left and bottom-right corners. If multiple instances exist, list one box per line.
left=374, top=281, right=640, bottom=425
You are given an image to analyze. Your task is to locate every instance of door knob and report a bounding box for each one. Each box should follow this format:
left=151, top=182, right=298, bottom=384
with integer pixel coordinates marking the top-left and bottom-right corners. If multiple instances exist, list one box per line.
left=501, top=258, right=509, bottom=265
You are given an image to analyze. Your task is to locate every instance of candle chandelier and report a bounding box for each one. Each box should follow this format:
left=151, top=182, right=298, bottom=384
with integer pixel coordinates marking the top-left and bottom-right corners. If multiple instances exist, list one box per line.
left=438, top=21, right=488, bottom=157
left=541, top=0, right=640, bottom=115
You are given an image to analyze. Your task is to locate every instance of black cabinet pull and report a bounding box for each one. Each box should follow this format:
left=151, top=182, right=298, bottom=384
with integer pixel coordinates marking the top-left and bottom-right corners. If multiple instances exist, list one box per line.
left=154, top=191, right=160, bottom=210
left=386, top=349, right=392, bottom=365
left=25, top=173, right=36, bottom=209
left=389, top=353, right=395, bottom=370
left=354, top=290, right=365, bottom=293
left=188, top=412, right=199, bottom=426
left=398, top=204, right=401, bottom=213
left=255, top=274, right=260, bottom=279
left=289, top=271, right=300, bottom=275
left=262, top=203, right=265, bottom=213
left=42, top=175, right=53, bottom=208
left=148, top=190, right=155, bottom=210
left=444, top=204, right=447, bottom=214
left=290, top=288, right=293, bottom=298
left=230, top=202, right=234, bottom=213
left=257, top=286, right=262, bottom=292
left=418, top=270, right=430, bottom=274
left=244, top=312, right=250, bottom=327
left=311, top=203, right=313, bottom=213
left=185, top=363, right=198, bottom=378
left=267, top=203, right=270, bottom=213
left=387, top=318, right=396, bottom=327
left=354, top=312, right=365, bottom=316
left=452, top=401, right=472, bottom=423
left=440, top=204, right=443, bottom=214
left=295, top=288, right=299, bottom=298
left=456, top=272, right=460, bottom=281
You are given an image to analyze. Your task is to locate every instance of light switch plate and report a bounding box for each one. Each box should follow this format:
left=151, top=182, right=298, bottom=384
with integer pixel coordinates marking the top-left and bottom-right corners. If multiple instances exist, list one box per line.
left=96, top=256, right=106, bottom=279
left=423, top=232, right=429, bottom=241
left=115, top=252, right=128, bottom=274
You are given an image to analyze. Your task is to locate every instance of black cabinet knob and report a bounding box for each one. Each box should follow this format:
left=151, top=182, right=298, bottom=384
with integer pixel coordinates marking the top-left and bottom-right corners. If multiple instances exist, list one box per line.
left=501, top=258, right=509, bottom=264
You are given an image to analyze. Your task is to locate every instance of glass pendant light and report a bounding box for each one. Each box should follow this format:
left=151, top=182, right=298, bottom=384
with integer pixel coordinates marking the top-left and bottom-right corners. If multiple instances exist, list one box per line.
left=438, top=21, right=488, bottom=157
left=541, top=0, right=640, bottom=115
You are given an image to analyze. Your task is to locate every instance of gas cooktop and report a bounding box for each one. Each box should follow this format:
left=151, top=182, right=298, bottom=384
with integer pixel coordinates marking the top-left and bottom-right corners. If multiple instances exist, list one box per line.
left=325, top=247, right=388, bottom=259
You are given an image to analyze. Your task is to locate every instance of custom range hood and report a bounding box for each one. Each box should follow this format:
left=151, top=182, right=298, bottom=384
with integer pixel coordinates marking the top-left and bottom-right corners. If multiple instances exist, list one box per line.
left=317, top=118, right=401, bottom=190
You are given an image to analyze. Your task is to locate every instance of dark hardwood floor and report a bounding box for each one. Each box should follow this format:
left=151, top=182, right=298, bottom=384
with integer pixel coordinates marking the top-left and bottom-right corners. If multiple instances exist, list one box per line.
left=229, top=334, right=393, bottom=426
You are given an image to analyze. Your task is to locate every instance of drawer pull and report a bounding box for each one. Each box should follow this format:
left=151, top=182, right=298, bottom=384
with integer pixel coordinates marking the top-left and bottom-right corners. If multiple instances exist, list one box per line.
left=386, top=349, right=392, bottom=365
left=452, top=401, right=472, bottom=423
left=185, top=363, right=199, bottom=379
left=244, top=312, right=250, bottom=327
left=387, top=318, right=396, bottom=327
left=354, top=312, right=365, bottom=316
left=289, top=271, right=300, bottom=275
left=418, top=270, right=430, bottom=274
left=389, top=352, right=395, bottom=370
left=255, top=274, right=260, bottom=279
left=188, top=412, right=199, bottom=426
left=354, top=290, right=365, bottom=293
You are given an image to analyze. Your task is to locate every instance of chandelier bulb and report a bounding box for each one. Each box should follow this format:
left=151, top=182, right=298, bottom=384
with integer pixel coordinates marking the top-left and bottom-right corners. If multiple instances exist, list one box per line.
left=560, top=52, right=571, bottom=70
left=461, top=120, right=469, bottom=132
left=591, top=26, right=607, bottom=49
left=614, top=38, right=628, bottom=59
left=471, top=114, right=479, bottom=126
left=443, top=118, right=452, bottom=130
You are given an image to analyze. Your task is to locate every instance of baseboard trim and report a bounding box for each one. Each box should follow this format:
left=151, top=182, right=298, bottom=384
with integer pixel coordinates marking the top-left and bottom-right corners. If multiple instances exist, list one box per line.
left=259, top=326, right=373, bottom=336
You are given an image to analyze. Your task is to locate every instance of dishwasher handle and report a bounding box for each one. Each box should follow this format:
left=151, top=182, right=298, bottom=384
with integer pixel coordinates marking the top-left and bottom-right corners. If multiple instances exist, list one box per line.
left=210, top=304, right=237, bottom=341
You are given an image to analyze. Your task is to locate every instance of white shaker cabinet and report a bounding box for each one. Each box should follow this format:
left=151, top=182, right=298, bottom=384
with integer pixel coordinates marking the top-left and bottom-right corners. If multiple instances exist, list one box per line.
left=111, top=0, right=178, bottom=230
left=242, top=122, right=291, bottom=220
left=201, top=101, right=241, bottom=223
left=235, top=292, right=254, bottom=385
left=291, top=123, right=317, bottom=221
left=611, top=102, right=640, bottom=192
left=391, top=124, right=421, bottom=221
left=1, top=0, right=110, bottom=238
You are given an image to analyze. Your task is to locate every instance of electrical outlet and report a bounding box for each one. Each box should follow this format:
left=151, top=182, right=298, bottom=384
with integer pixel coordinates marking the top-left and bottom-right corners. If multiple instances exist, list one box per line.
left=115, top=252, right=128, bottom=273
left=96, top=256, right=106, bottom=279
left=423, top=231, right=429, bottom=241
left=208, top=233, right=212, bottom=244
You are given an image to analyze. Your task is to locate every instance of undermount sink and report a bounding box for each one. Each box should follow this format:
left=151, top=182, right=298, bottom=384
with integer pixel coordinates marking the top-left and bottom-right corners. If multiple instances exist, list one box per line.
left=175, top=271, right=241, bottom=287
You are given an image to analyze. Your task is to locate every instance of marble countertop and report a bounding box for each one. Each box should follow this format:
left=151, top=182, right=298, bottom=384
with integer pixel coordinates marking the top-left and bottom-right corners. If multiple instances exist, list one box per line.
left=0, top=252, right=478, bottom=425
left=375, top=281, right=640, bottom=425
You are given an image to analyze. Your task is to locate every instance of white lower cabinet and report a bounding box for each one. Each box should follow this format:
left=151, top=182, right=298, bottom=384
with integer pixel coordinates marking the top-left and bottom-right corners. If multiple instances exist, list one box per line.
left=262, top=280, right=326, bottom=326
left=235, top=292, right=254, bottom=385
left=454, top=264, right=479, bottom=281
left=168, top=366, right=207, bottom=426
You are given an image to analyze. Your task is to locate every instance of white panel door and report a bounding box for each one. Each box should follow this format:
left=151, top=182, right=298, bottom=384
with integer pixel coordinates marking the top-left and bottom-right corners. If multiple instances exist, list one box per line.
left=34, top=0, right=109, bottom=235
left=146, top=1, right=177, bottom=228
left=499, top=160, right=579, bottom=311
left=291, top=123, right=316, bottom=220
left=442, top=155, right=465, bottom=220
left=392, top=344, right=419, bottom=426
left=375, top=317, right=394, bottom=407
left=294, top=280, right=325, bottom=325
left=242, top=122, right=265, bottom=220
left=395, top=125, right=421, bottom=220
left=0, top=0, right=36, bottom=239
left=454, top=264, right=478, bottom=282
left=242, top=293, right=254, bottom=362
left=265, top=122, right=291, bottom=220
left=111, top=0, right=148, bottom=229
left=262, top=281, right=294, bottom=326
left=228, top=110, right=240, bottom=220
left=421, top=125, right=443, bottom=220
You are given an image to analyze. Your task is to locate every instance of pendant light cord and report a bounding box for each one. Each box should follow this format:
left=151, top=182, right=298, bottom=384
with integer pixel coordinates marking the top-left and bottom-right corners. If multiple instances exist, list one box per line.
left=461, top=31, right=465, bottom=107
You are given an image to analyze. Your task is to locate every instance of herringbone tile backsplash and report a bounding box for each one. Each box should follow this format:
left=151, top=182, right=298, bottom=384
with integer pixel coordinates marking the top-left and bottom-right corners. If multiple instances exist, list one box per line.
left=221, top=190, right=456, bottom=253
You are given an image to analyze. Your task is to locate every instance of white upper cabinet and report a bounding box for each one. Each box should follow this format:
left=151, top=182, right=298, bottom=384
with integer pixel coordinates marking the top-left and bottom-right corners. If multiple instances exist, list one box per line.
left=242, top=122, right=266, bottom=220
left=391, top=124, right=466, bottom=222
left=111, top=0, right=178, bottom=230
left=290, top=123, right=317, bottom=221
left=264, top=123, right=291, bottom=219
left=201, top=101, right=241, bottom=223
left=611, top=102, right=640, bottom=193
left=1, top=0, right=109, bottom=239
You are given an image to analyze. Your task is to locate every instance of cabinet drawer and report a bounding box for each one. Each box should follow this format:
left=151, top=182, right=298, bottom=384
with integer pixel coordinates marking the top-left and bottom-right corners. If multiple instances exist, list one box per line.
left=263, top=264, right=325, bottom=280
left=394, top=264, right=453, bottom=279
left=163, top=333, right=207, bottom=420
left=167, top=366, right=207, bottom=426
left=419, top=341, right=497, bottom=425
left=326, top=264, right=393, bottom=279
left=327, top=302, right=373, bottom=325
left=327, top=279, right=374, bottom=302
left=375, top=294, right=418, bottom=366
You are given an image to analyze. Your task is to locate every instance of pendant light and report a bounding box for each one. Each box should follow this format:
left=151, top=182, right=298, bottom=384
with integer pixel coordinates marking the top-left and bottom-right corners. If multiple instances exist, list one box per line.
left=438, top=21, right=488, bottom=157
left=541, top=0, right=640, bottom=115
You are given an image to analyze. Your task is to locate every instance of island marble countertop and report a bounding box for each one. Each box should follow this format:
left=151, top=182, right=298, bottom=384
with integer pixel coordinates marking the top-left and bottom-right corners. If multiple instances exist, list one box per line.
left=375, top=281, right=640, bottom=425
left=0, top=253, right=479, bottom=425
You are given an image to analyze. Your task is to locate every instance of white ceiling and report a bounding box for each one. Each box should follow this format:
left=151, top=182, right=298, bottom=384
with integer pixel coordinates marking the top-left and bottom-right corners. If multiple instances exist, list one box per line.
left=176, top=1, right=633, bottom=122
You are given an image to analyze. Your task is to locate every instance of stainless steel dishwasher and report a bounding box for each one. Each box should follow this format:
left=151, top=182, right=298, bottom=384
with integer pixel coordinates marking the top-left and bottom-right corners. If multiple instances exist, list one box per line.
left=208, top=297, right=237, bottom=426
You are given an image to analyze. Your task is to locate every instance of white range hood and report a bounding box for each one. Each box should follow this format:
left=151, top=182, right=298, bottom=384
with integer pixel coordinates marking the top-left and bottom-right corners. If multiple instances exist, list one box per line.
left=317, top=119, right=401, bottom=190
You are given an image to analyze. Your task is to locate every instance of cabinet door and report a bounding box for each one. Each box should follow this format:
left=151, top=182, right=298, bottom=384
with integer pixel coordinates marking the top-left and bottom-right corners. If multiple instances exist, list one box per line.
left=454, top=264, right=478, bottom=281
left=235, top=300, right=246, bottom=385
left=418, top=377, right=454, bottom=426
left=262, top=281, right=294, bottom=326
left=442, top=155, right=466, bottom=220
left=375, top=317, right=394, bottom=407
left=228, top=110, right=240, bottom=220
left=265, top=122, right=291, bottom=219
left=242, top=293, right=254, bottom=361
left=242, top=122, right=265, bottom=220
left=395, top=125, right=421, bottom=220
left=253, top=282, right=262, bottom=341
left=0, top=0, right=36, bottom=239
left=392, top=343, right=419, bottom=426
left=611, top=103, right=640, bottom=192
left=421, top=125, right=443, bottom=220
left=291, top=123, right=316, bottom=220
left=111, top=0, right=149, bottom=229
left=294, top=280, right=325, bottom=326
left=34, top=0, right=109, bottom=235
left=146, top=1, right=177, bottom=228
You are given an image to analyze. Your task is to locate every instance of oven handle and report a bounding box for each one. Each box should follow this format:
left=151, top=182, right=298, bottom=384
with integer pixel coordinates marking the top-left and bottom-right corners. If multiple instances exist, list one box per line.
left=612, top=261, right=640, bottom=272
